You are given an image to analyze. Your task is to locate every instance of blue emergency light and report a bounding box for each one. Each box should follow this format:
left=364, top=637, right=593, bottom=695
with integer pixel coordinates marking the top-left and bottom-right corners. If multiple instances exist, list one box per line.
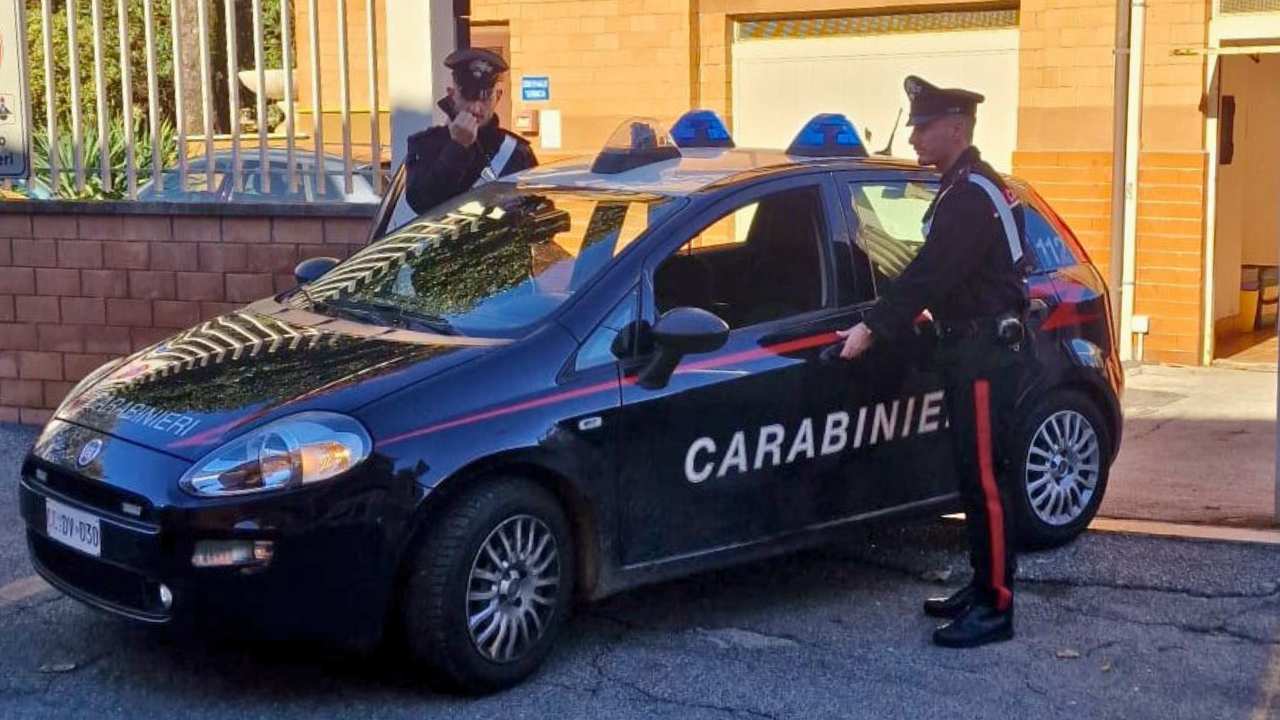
left=591, top=118, right=682, bottom=174
left=786, top=113, right=868, bottom=158
left=669, top=110, right=735, bottom=149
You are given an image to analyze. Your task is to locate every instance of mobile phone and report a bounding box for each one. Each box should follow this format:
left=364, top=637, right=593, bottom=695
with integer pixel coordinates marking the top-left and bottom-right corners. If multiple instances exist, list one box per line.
left=437, top=95, right=458, bottom=121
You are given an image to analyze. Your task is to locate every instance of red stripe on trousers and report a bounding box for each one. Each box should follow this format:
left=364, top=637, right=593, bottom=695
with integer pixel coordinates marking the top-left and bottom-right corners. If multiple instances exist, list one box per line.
left=973, top=379, right=1013, bottom=611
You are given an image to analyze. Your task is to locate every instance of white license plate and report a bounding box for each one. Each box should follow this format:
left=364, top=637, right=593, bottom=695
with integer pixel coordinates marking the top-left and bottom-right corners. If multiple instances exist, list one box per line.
left=45, top=498, right=101, bottom=558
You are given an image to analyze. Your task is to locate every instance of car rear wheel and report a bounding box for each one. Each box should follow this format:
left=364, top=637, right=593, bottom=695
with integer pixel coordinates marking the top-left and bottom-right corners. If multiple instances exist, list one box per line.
left=400, top=477, right=574, bottom=694
left=1011, top=389, right=1111, bottom=549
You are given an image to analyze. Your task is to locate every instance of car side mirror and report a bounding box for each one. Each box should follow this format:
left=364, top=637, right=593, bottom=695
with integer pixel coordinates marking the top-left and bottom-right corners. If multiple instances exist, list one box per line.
left=637, top=307, right=729, bottom=389
left=294, top=257, right=340, bottom=285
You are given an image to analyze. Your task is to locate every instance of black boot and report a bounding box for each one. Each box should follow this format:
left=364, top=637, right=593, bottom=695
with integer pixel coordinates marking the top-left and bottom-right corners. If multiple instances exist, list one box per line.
left=923, top=583, right=979, bottom=619
left=932, top=603, right=1014, bottom=648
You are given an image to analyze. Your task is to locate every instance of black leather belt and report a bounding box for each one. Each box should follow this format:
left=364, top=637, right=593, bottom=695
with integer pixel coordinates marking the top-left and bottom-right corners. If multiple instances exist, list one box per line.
left=938, top=312, right=1024, bottom=344
left=937, top=318, right=992, bottom=339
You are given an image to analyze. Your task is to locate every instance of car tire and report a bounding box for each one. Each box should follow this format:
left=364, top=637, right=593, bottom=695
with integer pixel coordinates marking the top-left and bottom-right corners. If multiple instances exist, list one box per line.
left=1010, top=389, right=1111, bottom=550
left=400, top=477, right=574, bottom=694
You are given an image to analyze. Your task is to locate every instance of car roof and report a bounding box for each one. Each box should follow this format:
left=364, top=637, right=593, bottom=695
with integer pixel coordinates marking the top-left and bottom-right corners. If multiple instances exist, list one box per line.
left=515, top=148, right=929, bottom=196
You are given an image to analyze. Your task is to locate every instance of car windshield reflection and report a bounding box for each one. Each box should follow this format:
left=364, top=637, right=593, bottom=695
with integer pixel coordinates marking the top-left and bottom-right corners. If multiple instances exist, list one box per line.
left=293, top=183, right=682, bottom=338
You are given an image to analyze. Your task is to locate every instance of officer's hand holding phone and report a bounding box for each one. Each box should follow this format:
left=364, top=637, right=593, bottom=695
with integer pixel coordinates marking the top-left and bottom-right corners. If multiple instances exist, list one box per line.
left=449, top=111, right=479, bottom=147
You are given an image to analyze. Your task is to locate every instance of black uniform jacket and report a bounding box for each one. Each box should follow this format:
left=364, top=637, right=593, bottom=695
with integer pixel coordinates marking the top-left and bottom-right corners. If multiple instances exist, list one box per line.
left=403, top=116, right=537, bottom=214
left=863, top=146, right=1028, bottom=342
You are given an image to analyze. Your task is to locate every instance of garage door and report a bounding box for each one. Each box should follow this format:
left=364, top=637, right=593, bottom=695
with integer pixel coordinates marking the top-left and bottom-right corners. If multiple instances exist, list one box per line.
left=731, top=10, right=1020, bottom=171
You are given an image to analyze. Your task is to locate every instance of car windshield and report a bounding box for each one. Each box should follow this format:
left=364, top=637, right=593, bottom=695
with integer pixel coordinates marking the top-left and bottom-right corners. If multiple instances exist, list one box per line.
left=295, top=182, right=682, bottom=337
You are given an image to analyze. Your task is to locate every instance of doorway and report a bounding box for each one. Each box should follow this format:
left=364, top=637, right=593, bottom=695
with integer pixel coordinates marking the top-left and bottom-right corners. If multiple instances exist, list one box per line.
left=1212, top=52, right=1280, bottom=366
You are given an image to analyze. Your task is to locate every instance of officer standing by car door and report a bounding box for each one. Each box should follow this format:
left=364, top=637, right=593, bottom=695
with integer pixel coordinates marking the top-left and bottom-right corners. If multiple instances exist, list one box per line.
left=389, top=48, right=537, bottom=227
left=836, top=75, right=1031, bottom=648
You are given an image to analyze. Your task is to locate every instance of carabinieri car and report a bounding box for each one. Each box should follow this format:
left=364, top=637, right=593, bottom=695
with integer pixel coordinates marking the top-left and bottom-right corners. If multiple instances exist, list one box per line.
left=19, top=113, right=1122, bottom=693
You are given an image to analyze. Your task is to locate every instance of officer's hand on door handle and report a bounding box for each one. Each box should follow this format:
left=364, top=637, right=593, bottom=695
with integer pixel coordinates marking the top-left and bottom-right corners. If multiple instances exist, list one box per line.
left=836, top=322, right=875, bottom=360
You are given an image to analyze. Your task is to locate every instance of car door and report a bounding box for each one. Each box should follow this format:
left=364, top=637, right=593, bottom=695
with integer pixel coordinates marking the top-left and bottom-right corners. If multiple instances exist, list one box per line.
left=615, top=175, right=879, bottom=566
left=834, top=172, right=958, bottom=505
left=366, top=164, right=408, bottom=242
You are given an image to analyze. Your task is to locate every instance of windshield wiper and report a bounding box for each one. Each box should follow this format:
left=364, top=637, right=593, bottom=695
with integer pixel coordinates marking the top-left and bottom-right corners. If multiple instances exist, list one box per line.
left=313, top=297, right=457, bottom=335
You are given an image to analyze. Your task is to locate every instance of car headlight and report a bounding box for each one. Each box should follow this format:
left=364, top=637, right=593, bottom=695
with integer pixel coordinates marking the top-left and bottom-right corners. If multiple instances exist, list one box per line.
left=179, top=412, right=372, bottom=497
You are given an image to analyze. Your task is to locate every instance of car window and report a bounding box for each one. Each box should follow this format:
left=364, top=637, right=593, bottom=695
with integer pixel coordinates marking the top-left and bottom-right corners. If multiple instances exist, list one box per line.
left=847, top=181, right=937, bottom=294
left=1024, top=206, right=1078, bottom=271
left=295, top=183, right=682, bottom=338
left=688, top=203, right=758, bottom=250
left=575, top=287, right=639, bottom=371
left=654, top=185, right=827, bottom=329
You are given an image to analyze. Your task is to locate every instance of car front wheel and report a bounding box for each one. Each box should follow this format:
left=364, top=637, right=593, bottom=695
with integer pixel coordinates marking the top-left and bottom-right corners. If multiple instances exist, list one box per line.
left=400, top=477, right=574, bottom=694
left=1011, top=389, right=1111, bottom=549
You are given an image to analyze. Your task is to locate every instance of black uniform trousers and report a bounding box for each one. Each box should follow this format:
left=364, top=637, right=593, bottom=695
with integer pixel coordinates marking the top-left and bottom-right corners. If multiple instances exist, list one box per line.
left=937, top=332, right=1026, bottom=611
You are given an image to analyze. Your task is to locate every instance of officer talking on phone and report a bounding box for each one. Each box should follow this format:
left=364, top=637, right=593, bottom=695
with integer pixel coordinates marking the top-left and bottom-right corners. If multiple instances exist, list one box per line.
left=836, top=75, right=1031, bottom=648
left=398, top=48, right=537, bottom=219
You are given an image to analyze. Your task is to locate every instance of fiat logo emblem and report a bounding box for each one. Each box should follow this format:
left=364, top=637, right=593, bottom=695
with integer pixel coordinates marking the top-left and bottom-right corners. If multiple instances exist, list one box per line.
left=77, top=439, right=103, bottom=467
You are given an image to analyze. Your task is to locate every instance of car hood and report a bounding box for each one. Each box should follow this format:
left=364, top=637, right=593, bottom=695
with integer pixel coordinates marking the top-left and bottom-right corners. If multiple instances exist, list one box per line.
left=55, top=299, right=507, bottom=461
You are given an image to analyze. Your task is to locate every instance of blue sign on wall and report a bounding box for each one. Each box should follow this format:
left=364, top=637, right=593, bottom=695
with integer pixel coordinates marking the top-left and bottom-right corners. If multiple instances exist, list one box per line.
left=521, top=76, right=550, bottom=102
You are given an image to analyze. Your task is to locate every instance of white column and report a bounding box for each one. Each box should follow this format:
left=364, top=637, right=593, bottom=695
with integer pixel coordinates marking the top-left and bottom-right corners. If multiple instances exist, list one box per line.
left=387, top=0, right=456, bottom=171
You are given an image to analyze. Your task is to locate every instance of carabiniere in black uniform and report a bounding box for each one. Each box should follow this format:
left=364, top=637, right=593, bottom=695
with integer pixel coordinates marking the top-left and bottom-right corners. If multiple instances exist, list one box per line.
left=862, top=76, right=1031, bottom=648
left=403, top=48, right=537, bottom=215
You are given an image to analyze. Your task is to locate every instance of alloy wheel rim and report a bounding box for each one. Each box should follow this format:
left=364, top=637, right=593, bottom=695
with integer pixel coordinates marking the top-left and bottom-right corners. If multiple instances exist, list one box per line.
left=1024, top=410, right=1101, bottom=526
left=466, top=514, right=560, bottom=663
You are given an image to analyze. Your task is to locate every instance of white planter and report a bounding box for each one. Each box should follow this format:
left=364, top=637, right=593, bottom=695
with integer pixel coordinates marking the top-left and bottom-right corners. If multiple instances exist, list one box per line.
left=238, top=68, right=294, bottom=100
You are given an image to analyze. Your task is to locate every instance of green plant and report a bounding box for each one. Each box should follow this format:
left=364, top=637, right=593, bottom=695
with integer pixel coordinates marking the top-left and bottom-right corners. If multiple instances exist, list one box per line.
left=26, top=0, right=177, bottom=132
left=32, top=116, right=179, bottom=200
left=25, top=0, right=292, bottom=137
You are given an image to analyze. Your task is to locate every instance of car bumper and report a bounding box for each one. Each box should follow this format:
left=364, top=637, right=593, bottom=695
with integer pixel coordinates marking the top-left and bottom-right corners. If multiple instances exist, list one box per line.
left=18, top=459, right=405, bottom=650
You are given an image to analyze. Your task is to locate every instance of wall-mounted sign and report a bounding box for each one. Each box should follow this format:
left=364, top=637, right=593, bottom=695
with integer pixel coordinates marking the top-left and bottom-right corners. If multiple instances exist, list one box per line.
left=0, top=0, right=28, bottom=177
left=521, top=76, right=550, bottom=102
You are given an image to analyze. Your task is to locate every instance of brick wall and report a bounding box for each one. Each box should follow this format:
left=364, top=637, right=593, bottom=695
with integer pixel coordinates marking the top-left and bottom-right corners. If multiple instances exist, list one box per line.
left=1013, top=151, right=1115, bottom=271
left=1134, top=151, right=1206, bottom=365
left=1018, top=0, right=1119, bottom=151
left=472, top=0, right=696, bottom=154
left=0, top=207, right=374, bottom=425
left=1140, top=0, right=1210, bottom=151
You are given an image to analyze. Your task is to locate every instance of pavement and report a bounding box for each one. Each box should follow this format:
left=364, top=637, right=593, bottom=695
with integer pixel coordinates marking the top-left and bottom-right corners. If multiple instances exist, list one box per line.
left=2, top=420, right=1280, bottom=719
left=1104, top=363, right=1278, bottom=528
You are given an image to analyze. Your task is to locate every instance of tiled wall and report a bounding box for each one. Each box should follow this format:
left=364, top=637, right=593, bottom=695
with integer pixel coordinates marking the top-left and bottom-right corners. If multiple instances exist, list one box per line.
left=0, top=209, right=374, bottom=425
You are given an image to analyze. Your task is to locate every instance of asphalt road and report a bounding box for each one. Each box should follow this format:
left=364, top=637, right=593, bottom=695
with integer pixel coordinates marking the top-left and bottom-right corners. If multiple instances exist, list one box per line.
left=1, top=421, right=1277, bottom=719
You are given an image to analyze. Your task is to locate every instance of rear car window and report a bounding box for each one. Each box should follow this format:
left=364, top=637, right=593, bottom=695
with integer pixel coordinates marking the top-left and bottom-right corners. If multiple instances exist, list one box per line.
left=1024, top=206, right=1080, bottom=271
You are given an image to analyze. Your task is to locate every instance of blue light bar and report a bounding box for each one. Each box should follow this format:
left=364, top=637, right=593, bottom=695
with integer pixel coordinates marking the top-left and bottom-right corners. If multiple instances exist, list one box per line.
left=786, top=113, right=868, bottom=158
left=591, top=118, right=682, bottom=174
left=670, top=110, right=735, bottom=149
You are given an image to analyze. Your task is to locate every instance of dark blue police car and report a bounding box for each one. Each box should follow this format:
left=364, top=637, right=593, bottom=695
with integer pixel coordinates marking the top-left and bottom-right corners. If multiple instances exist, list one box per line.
left=19, top=113, right=1122, bottom=693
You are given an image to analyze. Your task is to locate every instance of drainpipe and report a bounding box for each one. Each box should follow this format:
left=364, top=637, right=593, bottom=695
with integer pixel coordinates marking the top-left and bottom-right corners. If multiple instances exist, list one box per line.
left=1118, top=0, right=1147, bottom=363
left=1109, top=1, right=1132, bottom=338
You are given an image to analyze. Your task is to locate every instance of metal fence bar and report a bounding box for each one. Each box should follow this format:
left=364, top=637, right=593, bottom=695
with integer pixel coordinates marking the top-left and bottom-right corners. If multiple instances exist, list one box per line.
left=16, top=0, right=32, bottom=194
left=335, top=0, right=352, bottom=194
left=66, top=1, right=85, bottom=193
left=306, top=0, right=324, bottom=196
left=251, top=0, right=269, bottom=193
left=143, top=0, right=161, bottom=187
left=280, top=0, right=297, bottom=193
left=90, top=0, right=110, bottom=192
left=225, top=0, right=242, bottom=192
left=170, top=0, right=187, bottom=190
left=196, top=0, right=215, bottom=190
left=116, top=0, right=136, bottom=197
left=40, top=0, right=58, bottom=196
left=365, top=0, right=380, bottom=193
